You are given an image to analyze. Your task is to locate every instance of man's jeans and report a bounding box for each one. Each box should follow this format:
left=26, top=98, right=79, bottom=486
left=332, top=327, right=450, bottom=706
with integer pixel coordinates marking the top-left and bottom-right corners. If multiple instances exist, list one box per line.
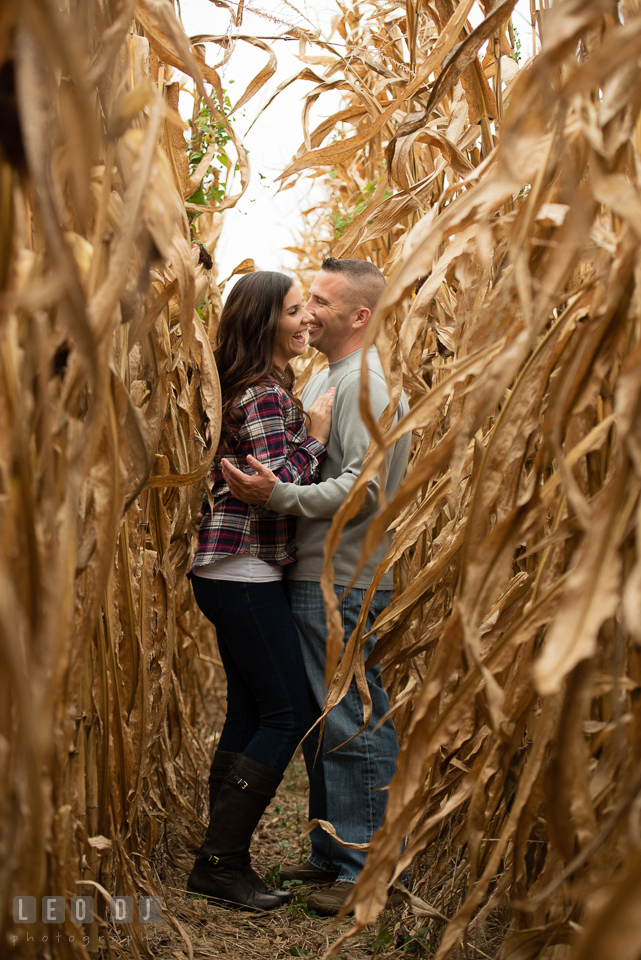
left=284, top=581, right=399, bottom=883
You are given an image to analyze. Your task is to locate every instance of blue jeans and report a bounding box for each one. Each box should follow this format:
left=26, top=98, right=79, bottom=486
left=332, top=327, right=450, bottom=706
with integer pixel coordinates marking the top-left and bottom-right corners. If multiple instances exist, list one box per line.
left=284, top=581, right=399, bottom=882
left=192, top=576, right=311, bottom=775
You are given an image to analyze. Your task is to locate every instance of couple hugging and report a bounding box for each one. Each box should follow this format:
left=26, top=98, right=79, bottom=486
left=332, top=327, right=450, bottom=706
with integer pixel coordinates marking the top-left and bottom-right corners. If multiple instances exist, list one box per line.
left=187, top=258, right=410, bottom=916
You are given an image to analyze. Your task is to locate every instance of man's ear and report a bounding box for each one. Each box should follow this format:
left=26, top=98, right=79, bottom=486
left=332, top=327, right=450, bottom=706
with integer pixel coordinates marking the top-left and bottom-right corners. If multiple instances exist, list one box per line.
left=352, top=307, right=371, bottom=329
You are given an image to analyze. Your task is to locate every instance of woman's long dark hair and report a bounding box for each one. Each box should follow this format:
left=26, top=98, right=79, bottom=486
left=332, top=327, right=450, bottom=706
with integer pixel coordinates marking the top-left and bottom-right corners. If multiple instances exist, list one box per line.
left=214, top=271, right=305, bottom=449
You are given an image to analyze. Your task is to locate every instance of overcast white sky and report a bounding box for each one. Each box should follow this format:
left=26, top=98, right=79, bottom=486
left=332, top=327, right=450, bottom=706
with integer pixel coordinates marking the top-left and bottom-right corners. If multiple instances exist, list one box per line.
left=177, top=1, right=536, bottom=280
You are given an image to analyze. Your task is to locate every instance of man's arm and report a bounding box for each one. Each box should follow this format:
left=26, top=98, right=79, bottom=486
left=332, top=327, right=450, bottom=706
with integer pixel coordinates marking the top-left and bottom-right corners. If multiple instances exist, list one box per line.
left=223, top=371, right=390, bottom=518
left=221, top=437, right=371, bottom=515
left=221, top=455, right=277, bottom=504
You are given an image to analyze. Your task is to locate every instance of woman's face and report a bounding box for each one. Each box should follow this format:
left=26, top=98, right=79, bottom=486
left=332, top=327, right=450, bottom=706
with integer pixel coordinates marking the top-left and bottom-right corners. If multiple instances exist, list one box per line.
left=272, top=285, right=312, bottom=369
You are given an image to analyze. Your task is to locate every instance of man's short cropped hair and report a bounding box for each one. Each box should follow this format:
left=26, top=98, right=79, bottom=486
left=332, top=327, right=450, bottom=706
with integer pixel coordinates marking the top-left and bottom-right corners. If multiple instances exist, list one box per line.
left=321, top=257, right=386, bottom=313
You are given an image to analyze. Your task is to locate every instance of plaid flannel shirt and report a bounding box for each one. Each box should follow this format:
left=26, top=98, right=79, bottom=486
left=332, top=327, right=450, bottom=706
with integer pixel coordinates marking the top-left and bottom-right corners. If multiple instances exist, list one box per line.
left=190, top=376, right=326, bottom=569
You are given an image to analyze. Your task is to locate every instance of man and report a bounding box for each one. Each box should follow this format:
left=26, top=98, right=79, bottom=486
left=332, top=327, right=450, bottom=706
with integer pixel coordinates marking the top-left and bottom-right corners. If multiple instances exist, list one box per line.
left=221, top=258, right=410, bottom=915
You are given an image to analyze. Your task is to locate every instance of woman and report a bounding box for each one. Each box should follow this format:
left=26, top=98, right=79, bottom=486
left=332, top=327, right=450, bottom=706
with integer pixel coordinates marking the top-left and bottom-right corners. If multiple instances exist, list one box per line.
left=187, top=271, right=334, bottom=911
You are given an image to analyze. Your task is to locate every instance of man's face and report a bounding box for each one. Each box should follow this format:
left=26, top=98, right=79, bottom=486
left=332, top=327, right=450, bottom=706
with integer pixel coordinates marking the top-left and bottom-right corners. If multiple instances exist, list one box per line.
left=305, top=270, right=357, bottom=359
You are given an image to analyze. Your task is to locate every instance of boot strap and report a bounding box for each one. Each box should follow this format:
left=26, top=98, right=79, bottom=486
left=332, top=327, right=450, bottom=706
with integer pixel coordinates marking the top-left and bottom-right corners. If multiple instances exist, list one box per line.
left=231, top=777, right=275, bottom=803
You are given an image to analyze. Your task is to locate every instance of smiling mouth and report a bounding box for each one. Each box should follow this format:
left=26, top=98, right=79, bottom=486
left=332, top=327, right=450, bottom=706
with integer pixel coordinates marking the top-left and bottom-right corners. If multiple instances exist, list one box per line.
left=292, top=331, right=308, bottom=345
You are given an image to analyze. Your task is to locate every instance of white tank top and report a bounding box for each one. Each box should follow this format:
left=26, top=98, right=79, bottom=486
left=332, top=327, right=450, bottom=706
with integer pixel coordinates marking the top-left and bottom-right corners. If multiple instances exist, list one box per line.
left=192, top=554, right=283, bottom=582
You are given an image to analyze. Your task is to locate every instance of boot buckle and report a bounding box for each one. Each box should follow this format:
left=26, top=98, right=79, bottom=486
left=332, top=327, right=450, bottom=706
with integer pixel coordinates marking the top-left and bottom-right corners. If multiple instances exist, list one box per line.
left=207, top=854, right=220, bottom=864
left=237, top=779, right=249, bottom=789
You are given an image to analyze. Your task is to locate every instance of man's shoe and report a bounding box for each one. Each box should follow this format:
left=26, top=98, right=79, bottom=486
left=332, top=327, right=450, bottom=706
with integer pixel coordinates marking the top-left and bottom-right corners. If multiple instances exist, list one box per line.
left=307, top=882, right=354, bottom=916
left=278, top=862, right=340, bottom=885
left=307, top=883, right=405, bottom=917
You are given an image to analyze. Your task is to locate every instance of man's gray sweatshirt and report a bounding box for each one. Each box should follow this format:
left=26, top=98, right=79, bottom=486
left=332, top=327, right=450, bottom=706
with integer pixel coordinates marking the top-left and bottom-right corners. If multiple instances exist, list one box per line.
left=265, top=347, right=411, bottom=590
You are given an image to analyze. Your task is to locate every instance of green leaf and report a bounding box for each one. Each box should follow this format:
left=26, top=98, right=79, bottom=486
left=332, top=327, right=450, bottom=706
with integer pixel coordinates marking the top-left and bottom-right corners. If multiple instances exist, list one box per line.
left=373, top=926, right=393, bottom=953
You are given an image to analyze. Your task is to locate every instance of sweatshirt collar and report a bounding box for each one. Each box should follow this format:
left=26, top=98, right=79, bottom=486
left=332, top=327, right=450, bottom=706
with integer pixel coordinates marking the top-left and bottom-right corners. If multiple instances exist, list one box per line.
left=327, top=346, right=365, bottom=371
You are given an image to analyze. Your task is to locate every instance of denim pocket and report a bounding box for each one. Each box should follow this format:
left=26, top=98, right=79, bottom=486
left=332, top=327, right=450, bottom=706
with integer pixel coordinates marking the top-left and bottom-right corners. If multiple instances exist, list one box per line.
left=191, top=575, right=222, bottom=622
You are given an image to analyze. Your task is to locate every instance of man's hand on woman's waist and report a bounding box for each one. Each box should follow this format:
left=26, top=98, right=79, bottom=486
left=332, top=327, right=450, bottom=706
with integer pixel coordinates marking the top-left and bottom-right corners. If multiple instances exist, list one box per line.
left=221, top=455, right=277, bottom=504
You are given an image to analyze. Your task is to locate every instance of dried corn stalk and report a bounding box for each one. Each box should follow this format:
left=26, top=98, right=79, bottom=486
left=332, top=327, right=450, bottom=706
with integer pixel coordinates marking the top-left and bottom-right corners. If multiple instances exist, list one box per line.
left=278, top=2, right=641, bottom=958
left=0, top=0, right=277, bottom=955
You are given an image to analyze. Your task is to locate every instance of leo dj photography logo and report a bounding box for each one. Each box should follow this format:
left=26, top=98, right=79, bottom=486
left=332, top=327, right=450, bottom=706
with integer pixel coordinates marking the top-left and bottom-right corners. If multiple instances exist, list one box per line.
left=13, top=895, right=162, bottom=924
left=11, top=896, right=163, bottom=948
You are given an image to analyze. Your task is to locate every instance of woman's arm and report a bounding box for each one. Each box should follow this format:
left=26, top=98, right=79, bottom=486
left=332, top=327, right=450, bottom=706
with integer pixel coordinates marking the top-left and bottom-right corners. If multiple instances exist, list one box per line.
left=238, top=387, right=326, bottom=487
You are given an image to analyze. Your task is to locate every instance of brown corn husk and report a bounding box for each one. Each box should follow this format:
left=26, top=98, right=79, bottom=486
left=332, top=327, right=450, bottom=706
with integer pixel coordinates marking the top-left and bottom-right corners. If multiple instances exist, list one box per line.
left=0, top=0, right=266, bottom=955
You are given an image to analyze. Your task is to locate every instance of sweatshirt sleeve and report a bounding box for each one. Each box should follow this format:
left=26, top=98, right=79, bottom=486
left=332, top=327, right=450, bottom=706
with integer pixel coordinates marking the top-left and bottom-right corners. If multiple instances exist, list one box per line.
left=238, top=387, right=326, bottom=486
left=265, top=370, right=388, bottom=519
